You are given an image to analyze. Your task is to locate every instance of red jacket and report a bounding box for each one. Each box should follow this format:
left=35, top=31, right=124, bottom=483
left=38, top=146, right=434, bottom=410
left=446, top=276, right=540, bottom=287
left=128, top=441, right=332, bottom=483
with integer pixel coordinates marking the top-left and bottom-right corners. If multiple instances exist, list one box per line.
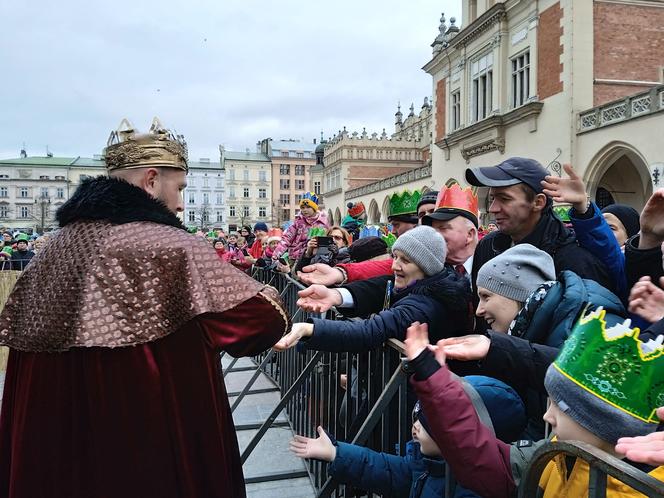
left=337, top=258, right=393, bottom=282
left=411, top=359, right=515, bottom=498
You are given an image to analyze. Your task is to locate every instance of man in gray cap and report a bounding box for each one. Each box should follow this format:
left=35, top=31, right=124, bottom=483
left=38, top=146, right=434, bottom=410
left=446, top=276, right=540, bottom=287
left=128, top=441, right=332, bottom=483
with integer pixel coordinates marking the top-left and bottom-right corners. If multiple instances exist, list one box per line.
left=465, top=157, right=613, bottom=318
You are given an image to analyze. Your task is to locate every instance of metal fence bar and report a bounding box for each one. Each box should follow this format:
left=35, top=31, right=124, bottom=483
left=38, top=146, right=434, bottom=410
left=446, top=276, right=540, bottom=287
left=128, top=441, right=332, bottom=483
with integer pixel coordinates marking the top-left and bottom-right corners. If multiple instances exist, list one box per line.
left=518, top=440, right=664, bottom=497
left=230, top=349, right=277, bottom=412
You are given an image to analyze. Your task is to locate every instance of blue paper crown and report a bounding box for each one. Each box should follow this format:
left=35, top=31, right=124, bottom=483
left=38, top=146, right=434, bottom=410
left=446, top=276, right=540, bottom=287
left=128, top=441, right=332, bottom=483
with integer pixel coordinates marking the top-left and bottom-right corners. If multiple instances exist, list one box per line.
left=360, top=226, right=380, bottom=238
left=301, top=192, right=319, bottom=207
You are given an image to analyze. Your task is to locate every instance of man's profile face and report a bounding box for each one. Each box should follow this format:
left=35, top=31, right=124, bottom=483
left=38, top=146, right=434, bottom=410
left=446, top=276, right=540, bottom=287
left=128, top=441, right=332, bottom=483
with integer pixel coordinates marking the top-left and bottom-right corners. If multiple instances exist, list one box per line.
left=488, top=185, right=537, bottom=237
left=417, top=203, right=436, bottom=223
left=150, top=169, right=186, bottom=214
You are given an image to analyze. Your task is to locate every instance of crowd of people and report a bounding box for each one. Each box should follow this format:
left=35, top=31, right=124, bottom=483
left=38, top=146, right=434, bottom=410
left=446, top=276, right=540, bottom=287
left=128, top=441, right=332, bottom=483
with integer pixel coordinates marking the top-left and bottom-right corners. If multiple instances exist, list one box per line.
left=266, top=157, right=664, bottom=497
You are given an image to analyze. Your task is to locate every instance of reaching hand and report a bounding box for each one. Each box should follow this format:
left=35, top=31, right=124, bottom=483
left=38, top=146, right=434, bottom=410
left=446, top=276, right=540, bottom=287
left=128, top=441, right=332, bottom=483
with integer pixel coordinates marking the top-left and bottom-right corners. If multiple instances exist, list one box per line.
left=405, top=322, right=430, bottom=361
left=615, top=407, right=664, bottom=465
left=639, top=188, right=664, bottom=249
left=438, top=335, right=491, bottom=361
left=305, top=238, right=319, bottom=257
left=296, top=285, right=342, bottom=313
left=289, top=426, right=337, bottom=462
left=628, top=276, right=664, bottom=323
left=541, top=164, right=588, bottom=213
left=297, top=264, right=344, bottom=286
left=273, top=322, right=314, bottom=351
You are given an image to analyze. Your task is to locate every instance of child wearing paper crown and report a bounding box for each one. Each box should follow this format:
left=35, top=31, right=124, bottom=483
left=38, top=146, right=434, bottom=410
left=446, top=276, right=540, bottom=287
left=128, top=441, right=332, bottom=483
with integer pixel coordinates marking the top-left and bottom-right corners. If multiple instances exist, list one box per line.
left=404, top=311, right=664, bottom=498
left=272, top=192, right=329, bottom=263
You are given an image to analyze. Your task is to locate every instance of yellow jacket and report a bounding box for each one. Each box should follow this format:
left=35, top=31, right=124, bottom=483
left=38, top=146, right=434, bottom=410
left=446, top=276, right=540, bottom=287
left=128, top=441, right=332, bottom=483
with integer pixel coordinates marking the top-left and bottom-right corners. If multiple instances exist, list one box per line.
left=539, top=454, right=664, bottom=497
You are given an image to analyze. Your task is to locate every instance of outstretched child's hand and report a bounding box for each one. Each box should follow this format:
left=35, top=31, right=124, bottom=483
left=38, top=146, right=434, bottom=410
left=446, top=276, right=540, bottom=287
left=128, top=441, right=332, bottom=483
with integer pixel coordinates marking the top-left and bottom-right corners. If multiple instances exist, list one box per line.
left=290, top=426, right=337, bottom=462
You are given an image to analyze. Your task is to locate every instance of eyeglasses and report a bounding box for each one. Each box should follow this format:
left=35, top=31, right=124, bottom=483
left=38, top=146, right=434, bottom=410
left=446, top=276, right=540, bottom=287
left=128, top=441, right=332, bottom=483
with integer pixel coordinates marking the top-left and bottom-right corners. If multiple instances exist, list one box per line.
left=331, top=235, right=344, bottom=241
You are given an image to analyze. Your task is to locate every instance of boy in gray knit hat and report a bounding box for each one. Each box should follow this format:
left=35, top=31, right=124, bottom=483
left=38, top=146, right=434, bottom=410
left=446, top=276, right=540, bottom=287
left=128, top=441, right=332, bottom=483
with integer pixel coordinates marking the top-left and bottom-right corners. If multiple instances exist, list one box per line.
left=475, top=244, right=556, bottom=332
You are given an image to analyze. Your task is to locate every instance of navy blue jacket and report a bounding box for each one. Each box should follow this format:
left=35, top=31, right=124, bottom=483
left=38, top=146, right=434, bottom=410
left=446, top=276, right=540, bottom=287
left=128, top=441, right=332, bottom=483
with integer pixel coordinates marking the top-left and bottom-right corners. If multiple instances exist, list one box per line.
left=329, top=440, right=479, bottom=498
left=305, top=269, right=472, bottom=353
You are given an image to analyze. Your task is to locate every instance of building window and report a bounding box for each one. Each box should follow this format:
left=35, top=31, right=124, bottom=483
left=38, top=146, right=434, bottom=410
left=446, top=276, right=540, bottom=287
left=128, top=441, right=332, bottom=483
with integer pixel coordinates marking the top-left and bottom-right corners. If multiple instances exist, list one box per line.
left=229, top=206, right=236, bottom=217
left=243, top=187, right=250, bottom=198
left=295, top=179, right=305, bottom=190
left=294, top=194, right=303, bottom=203
left=242, top=206, right=250, bottom=217
left=203, top=177, right=209, bottom=188
left=216, top=178, right=222, bottom=188
left=203, top=193, right=210, bottom=204
left=0, top=187, right=7, bottom=198
left=281, top=208, right=290, bottom=221
left=202, top=210, right=210, bottom=223
left=216, top=211, right=223, bottom=222
left=216, top=193, right=223, bottom=205
left=279, top=194, right=290, bottom=206
left=19, top=206, right=30, bottom=218
left=243, top=170, right=249, bottom=181
left=325, top=168, right=341, bottom=192
left=258, top=188, right=267, bottom=199
left=511, top=50, right=530, bottom=108
left=188, top=211, right=196, bottom=223
left=451, top=90, right=461, bottom=130
left=314, top=181, right=321, bottom=195
left=19, top=187, right=29, bottom=198
left=280, top=164, right=290, bottom=175
left=229, top=186, right=236, bottom=198
left=56, top=187, right=64, bottom=199
left=295, top=165, right=305, bottom=176
left=229, top=170, right=235, bottom=181
left=188, top=192, right=196, bottom=204
left=297, top=152, right=304, bottom=158
left=0, top=205, right=8, bottom=218
left=0, top=175, right=8, bottom=179
left=281, top=151, right=289, bottom=157
left=259, top=170, right=267, bottom=182
left=258, top=206, right=266, bottom=217
left=471, top=53, right=493, bottom=122
left=40, top=187, right=48, bottom=198
left=280, top=179, right=290, bottom=190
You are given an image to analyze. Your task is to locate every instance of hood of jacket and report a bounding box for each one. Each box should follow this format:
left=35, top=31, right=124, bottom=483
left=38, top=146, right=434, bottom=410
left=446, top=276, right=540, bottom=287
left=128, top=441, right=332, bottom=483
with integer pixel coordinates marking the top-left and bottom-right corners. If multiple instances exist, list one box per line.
left=296, top=209, right=328, bottom=227
left=517, top=270, right=626, bottom=347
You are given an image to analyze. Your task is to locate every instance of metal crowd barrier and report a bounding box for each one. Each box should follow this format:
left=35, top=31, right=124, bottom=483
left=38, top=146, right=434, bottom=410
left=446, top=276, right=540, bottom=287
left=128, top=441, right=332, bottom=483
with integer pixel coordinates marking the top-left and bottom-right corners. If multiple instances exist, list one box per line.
left=240, top=267, right=664, bottom=498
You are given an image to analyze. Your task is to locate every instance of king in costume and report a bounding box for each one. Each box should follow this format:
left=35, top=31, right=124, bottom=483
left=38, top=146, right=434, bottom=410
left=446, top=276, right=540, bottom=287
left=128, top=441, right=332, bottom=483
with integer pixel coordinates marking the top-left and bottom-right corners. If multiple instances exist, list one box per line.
left=0, top=118, right=288, bottom=498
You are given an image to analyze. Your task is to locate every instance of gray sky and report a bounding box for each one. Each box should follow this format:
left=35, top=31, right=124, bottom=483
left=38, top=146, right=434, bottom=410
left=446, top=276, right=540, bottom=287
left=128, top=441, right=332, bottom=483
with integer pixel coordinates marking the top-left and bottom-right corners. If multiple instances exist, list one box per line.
left=0, top=0, right=461, bottom=161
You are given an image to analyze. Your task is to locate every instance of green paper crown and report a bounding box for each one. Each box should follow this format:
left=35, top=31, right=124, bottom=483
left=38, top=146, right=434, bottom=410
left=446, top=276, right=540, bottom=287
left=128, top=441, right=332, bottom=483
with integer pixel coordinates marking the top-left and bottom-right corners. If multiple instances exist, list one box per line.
left=389, top=190, right=421, bottom=217
left=554, top=307, right=664, bottom=423
left=308, top=227, right=327, bottom=238
left=381, top=232, right=397, bottom=248
left=553, top=205, right=571, bottom=222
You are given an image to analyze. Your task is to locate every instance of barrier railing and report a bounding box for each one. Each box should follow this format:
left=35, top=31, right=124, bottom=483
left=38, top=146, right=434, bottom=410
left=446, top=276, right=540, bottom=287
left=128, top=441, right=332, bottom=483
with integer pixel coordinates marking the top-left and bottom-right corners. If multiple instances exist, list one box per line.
left=243, top=267, right=664, bottom=498
left=242, top=267, right=410, bottom=497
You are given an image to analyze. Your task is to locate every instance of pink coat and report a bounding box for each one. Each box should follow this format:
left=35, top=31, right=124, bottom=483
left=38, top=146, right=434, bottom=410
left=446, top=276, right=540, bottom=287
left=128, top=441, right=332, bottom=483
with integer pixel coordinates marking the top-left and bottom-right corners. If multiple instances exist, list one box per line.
left=272, top=211, right=329, bottom=261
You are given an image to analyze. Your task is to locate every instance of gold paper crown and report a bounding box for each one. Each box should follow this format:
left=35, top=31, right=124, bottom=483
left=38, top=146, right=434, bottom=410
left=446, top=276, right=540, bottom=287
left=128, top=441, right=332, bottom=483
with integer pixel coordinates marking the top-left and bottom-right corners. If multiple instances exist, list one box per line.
left=104, top=117, right=188, bottom=172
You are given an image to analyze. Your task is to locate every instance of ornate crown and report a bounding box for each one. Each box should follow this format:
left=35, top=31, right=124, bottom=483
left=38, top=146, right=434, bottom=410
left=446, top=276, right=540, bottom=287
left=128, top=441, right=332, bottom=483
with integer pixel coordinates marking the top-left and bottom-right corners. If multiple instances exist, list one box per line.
left=300, top=192, right=319, bottom=210
left=554, top=307, right=664, bottom=423
left=104, top=117, right=188, bottom=172
left=381, top=232, right=397, bottom=248
left=347, top=201, right=366, bottom=218
left=553, top=205, right=571, bottom=222
left=434, top=183, right=479, bottom=218
left=389, top=190, right=421, bottom=217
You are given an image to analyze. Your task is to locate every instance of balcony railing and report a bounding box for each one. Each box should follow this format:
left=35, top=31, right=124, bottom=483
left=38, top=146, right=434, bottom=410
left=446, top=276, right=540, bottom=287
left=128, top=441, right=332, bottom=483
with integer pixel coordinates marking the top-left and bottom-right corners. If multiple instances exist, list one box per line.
left=578, top=85, right=664, bottom=133
left=344, top=164, right=432, bottom=201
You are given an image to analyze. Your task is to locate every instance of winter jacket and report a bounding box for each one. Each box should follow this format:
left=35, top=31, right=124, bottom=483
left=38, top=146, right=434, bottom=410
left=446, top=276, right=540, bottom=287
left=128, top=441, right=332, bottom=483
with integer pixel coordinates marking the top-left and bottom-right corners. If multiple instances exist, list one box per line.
left=272, top=211, right=329, bottom=261
left=10, top=249, right=34, bottom=271
left=569, top=202, right=627, bottom=301
left=328, top=440, right=479, bottom=498
left=411, top=350, right=664, bottom=498
left=456, top=270, right=627, bottom=439
left=625, top=234, right=664, bottom=294
left=471, top=207, right=613, bottom=331
left=304, top=269, right=473, bottom=353
left=336, top=258, right=394, bottom=282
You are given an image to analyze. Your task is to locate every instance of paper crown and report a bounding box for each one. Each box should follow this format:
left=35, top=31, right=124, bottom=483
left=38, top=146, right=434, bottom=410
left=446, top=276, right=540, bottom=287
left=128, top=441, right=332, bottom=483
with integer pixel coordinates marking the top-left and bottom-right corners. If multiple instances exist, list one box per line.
left=307, top=227, right=327, bottom=238
left=267, top=228, right=283, bottom=238
left=347, top=201, right=366, bottom=218
left=554, top=307, right=664, bottom=423
left=389, top=190, right=421, bottom=217
left=105, top=117, right=188, bottom=172
left=359, top=226, right=381, bottom=238
left=435, top=184, right=478, bottom=217
left=381, top=232, right=397, bottom=248
left=553, top=205, right=571, bottom=222
left=300, top=192, right=319, bottom=210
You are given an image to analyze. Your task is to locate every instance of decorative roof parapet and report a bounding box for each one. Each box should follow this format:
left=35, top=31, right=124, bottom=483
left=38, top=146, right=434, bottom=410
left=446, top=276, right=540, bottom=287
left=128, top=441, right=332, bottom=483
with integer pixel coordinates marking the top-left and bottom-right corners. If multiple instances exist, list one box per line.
left=345, top=164, right=432, bottom=200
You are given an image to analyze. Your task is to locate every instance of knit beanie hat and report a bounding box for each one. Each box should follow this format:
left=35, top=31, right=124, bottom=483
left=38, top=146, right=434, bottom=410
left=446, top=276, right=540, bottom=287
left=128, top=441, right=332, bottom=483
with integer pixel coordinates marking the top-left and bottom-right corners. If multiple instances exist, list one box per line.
left=417, top=190, right=439, bottom=211
left=254, top=222, right=269, bottom=233
left=476, top=244, right=556, bottom=302
left=601, top=204, right=640, bottom=238
left=348, top=236, right=388, bottom=262
left=391, top=225, right=446, bottom=276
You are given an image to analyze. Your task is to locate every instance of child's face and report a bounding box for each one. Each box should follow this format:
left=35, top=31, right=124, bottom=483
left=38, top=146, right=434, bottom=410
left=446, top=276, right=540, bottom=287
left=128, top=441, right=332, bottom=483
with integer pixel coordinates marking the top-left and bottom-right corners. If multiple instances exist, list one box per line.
left=268, top=240, right=278, bottom=250
left=411, top=420, right=441, bottom=457
left=476, top=287, right=523, bottom=333
left=543, top=400, right=608, bottom=449
left=228, top=235, right=237, bottom=244
left=300, top=205, right=315, bottom=217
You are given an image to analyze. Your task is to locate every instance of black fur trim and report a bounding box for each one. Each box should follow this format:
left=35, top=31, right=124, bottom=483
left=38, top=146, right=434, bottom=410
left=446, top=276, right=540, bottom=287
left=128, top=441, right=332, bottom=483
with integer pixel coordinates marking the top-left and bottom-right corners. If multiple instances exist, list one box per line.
left=56, top=176, right=186, bottom=230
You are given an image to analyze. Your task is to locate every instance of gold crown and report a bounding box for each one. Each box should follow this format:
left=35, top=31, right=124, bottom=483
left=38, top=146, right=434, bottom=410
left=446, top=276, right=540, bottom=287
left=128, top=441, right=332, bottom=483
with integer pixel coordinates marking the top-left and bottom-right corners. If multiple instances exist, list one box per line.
left=104, top=117, right=188, bottom=172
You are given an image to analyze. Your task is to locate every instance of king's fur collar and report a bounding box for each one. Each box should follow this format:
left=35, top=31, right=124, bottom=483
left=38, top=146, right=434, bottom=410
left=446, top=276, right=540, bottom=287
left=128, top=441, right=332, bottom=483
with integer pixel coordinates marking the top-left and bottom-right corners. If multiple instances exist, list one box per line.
left=56, top=176, right=186, bottom=230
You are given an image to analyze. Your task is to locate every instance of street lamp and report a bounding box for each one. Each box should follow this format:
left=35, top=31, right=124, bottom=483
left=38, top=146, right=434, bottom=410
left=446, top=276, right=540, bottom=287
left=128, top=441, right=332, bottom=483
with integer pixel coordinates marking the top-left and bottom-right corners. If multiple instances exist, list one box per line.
left=34, top=195, right=51, bottom=234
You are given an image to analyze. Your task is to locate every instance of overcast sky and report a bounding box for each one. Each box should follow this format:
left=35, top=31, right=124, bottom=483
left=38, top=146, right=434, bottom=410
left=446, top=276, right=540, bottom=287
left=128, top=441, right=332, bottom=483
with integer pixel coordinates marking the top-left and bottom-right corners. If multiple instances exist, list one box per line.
left=0, top=0, right=462, bottom=161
